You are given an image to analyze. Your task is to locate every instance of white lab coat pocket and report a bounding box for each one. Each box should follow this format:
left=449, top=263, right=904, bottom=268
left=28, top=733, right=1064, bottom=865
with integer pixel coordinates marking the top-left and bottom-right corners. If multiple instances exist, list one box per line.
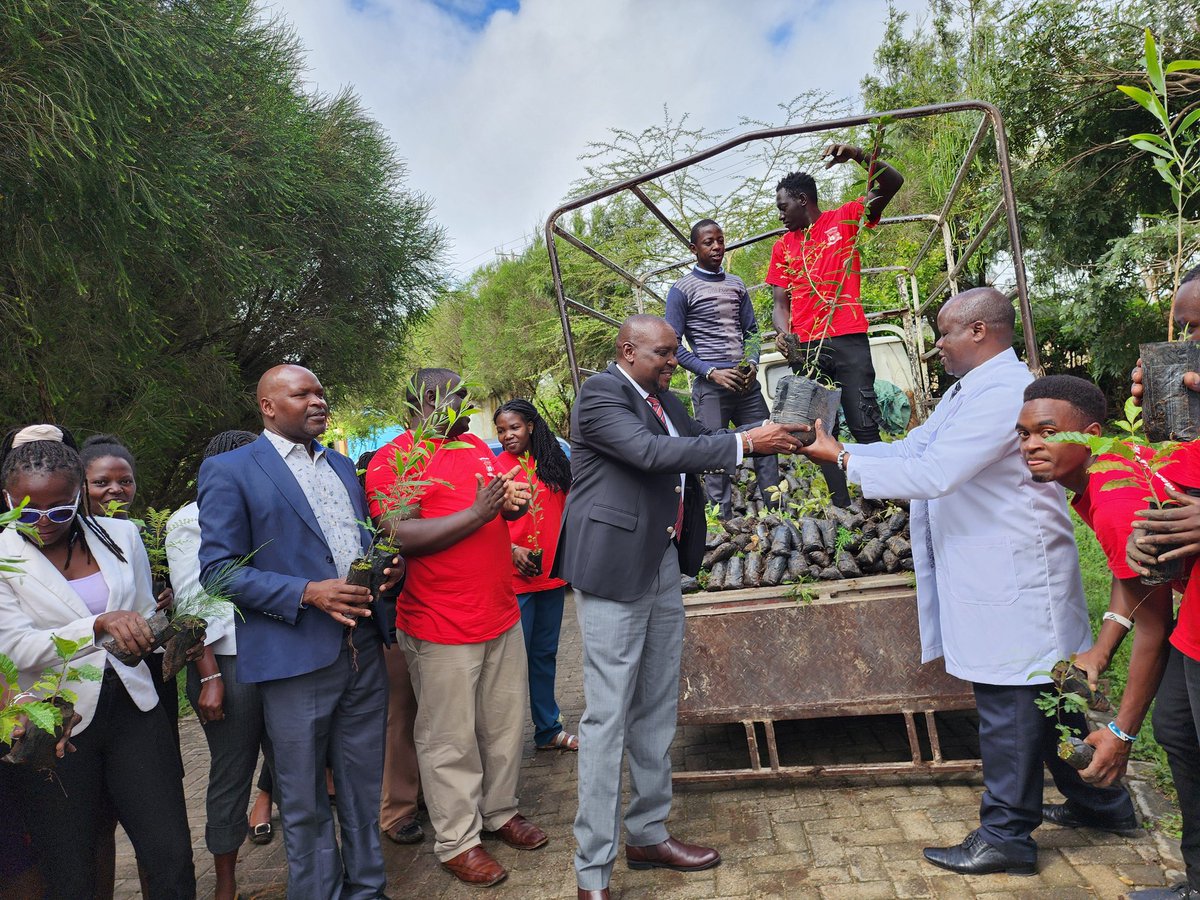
left=943, top=535, right=1019, bottom=607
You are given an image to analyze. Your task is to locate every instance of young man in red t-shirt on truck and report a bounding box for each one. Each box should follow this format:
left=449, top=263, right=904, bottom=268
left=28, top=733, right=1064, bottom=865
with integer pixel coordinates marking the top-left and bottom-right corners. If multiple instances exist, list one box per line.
left=366, top=368, right=547, bottom=889
left=1015, top=375, right=1173, bottom=818
left=768, top=143, right=904, bottom=506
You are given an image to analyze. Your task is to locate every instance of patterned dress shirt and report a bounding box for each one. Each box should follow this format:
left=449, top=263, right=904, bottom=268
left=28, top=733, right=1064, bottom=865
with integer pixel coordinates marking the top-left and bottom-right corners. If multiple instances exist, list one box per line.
left=263, top=430, right=362, bottom=578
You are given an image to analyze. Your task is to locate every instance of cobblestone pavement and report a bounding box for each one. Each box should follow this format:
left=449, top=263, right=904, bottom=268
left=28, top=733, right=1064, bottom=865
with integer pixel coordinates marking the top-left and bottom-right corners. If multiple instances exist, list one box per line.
left=116, top=596, right=1185, bottom=899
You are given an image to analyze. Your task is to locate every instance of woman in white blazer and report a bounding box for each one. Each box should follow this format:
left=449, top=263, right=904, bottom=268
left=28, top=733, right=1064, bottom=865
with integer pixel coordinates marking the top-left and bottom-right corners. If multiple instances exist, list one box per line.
left=0, top=433, right=195, bottom=899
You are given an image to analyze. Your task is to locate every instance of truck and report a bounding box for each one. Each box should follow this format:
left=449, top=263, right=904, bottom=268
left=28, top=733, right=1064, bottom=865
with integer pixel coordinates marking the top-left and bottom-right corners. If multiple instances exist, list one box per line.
left=543, top=101, right=1041, bottom=781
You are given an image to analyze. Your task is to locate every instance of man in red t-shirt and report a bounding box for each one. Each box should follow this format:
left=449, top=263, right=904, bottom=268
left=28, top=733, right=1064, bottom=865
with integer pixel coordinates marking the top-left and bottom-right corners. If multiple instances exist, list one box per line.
left=767, top=143, right=904, bottom=506
left=365, top=368, right=546, bottom=888
left=1125, top=264, right=1200, bottom=900
left=1016, top=376, right=1172, bottom=815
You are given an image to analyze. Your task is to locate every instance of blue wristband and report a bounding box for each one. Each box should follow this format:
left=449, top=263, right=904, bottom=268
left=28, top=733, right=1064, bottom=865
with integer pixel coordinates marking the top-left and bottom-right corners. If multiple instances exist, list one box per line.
left=1107, top=721, right=1136, bottom=743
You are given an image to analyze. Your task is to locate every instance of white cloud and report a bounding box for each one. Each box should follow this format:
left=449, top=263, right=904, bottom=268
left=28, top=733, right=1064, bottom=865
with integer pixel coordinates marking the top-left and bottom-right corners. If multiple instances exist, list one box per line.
left=267, top=0, right=928, bottom=279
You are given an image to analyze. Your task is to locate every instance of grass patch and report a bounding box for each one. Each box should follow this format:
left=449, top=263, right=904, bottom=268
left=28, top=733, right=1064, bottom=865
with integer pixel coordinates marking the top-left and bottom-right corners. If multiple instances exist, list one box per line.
left=1073, top=511, right=1178, bottom=815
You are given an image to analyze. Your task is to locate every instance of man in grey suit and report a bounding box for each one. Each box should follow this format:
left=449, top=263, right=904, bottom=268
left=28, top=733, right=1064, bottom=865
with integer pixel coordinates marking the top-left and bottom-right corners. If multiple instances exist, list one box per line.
left=554, top=315, right=805, bottom=900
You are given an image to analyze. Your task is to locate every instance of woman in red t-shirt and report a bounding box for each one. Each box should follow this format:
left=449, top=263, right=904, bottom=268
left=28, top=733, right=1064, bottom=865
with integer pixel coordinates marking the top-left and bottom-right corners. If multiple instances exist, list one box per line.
left=493, top=400, right=577, bottom=751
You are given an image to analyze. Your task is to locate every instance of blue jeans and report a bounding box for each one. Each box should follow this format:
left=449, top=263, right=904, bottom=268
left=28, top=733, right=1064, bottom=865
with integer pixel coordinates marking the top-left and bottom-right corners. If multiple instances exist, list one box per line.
left=518, top=586, right=567, bottom=746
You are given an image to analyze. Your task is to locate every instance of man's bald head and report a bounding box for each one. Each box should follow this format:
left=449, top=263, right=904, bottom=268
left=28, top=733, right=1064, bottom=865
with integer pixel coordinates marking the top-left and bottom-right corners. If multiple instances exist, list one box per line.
left=615, top=314, right=674, bottom=352
left=615, top=314, right=680, bottom=394
left=941, top=287, right=1015, bottom=340
left=257, top=364, right=317, bottom=404
left=256, top=364, right=329, bottom=445
left=935, top=287, right=1017, bottom=378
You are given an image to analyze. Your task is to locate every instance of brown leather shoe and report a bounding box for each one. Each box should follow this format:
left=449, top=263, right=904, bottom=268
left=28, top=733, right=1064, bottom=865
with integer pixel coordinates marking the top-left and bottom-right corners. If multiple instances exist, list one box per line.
left=577, top=890, right=610, bottom=899
left=440, top=845, right=507, bottom=886
left=486, top=813, right=548, bottom=850
left=626, top=836, right=721, bottom=872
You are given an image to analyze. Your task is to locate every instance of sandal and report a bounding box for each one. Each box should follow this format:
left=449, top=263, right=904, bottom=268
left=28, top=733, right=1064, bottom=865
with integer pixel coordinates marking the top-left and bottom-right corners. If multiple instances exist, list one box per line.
left=536, top=731, right=579, bottom=751
left=248, top=822, right=274, bottom=845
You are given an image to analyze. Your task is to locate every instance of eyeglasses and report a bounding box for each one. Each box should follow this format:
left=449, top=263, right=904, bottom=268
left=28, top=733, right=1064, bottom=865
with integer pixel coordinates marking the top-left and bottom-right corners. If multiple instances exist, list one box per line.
left=4, top=491, right=80, bottom=526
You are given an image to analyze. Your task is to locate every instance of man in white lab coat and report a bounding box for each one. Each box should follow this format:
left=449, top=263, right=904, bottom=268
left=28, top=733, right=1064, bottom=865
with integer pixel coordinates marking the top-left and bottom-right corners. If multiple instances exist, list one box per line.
left=799, top=287, right=1135, bottom=876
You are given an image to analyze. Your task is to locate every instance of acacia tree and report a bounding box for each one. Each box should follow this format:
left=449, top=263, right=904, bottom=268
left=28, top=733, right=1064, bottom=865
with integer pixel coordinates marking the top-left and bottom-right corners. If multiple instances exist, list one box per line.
left=0, top=0, right=444, bottom=503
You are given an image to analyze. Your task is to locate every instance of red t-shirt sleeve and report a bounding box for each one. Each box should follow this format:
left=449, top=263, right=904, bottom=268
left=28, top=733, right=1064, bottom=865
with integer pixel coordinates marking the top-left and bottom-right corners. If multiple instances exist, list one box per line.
left=765, top=237, right=789, bottom=288
left=364, top=441, right=399, bottom=520
left=1072, top=455, right=1159, bottom=581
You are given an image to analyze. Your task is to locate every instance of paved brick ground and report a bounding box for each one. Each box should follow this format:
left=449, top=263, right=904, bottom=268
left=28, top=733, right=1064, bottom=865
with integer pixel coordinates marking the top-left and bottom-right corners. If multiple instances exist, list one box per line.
left=116, top=596, right=1185, bottom=899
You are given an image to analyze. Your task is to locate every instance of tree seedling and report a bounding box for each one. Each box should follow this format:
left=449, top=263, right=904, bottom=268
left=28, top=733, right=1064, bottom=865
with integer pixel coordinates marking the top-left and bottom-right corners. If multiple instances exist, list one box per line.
left=1, top=635, right=102, bottom=770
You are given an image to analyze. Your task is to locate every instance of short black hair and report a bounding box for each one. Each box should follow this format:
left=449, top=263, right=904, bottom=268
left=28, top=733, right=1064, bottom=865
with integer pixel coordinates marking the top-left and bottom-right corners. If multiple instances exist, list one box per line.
left=404, top=368, right=459, bottom=407
left=1023, top=374, right=1107, bottom=427
left=689, top=219, right=720, bottom=243
left=1183, top=264, right=1200, bottom=286
left=80, top=433, right=136, bottom=475
left=203, top=430, right=257, bottom=461
left=776, top=171, right=817, bottom=204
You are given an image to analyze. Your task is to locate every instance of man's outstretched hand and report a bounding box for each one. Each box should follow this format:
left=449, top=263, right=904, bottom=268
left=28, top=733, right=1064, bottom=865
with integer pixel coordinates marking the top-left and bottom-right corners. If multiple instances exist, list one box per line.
left=795, top=419, right=843, bottom=464
left=821, top=143, right=866, bottom=168
left=744, top=422, right=808, bottom=455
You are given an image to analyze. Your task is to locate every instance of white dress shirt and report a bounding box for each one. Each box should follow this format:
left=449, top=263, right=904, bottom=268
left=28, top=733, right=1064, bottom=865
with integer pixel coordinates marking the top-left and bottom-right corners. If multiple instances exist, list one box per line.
left=615, top=364, right=745, bottom=487
left=845, top=348, right=1091, bottom=685
left=263, top=429, right=361, bottom=579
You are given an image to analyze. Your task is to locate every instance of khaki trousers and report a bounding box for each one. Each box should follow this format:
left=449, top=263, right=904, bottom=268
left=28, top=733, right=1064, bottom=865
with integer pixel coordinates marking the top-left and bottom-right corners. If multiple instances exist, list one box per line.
left=379, top=642, right=421, bottom=832
left=401, top=621, right=528, bottom=861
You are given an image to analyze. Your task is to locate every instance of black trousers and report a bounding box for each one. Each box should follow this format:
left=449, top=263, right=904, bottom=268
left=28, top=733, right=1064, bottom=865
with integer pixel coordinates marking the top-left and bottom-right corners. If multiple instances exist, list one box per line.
left=691, top=377, right=780, bottom=515
left=186, top=654, right=275, bottom=855
left=1152, top=645, right=1200, bottom=889
left=789, top=332, right=883, bottom=506
left=973, top=682, right=1134, bottom=863
left=11, top=670, right=195, bottom=899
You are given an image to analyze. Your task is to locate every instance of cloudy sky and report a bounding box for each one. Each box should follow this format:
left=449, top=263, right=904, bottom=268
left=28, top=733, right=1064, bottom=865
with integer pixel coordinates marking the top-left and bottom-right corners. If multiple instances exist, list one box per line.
left=268, top=0, right=928, bottom=280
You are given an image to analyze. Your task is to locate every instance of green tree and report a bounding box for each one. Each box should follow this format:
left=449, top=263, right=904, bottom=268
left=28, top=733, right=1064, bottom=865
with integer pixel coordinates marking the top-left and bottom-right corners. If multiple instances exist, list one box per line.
left=0, top=0, right=444, bottom=504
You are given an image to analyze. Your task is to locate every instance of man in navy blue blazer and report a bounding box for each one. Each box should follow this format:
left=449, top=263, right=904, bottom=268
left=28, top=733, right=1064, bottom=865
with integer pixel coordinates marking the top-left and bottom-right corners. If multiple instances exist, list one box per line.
left=198, top=364, right=401, bottom=900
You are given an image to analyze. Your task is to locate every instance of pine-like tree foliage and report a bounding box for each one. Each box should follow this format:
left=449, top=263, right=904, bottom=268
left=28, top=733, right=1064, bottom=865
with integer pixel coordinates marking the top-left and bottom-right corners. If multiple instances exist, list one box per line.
left=0, top=0, right=445, bottom=503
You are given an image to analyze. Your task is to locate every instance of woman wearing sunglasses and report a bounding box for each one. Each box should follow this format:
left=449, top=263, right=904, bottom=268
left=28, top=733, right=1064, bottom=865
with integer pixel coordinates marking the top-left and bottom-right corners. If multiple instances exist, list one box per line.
left=0, top=427, right=195, bottom=898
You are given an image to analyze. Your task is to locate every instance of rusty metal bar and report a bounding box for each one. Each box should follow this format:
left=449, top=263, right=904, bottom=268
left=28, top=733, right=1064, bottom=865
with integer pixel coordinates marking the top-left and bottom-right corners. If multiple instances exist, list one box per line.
left=921, top=200, right=1005, bottom=310
left=629, top=185, right=691, bottom=247
left=990, top=104, right=1040, bottom=372
left=909, top=115, right=992, bottom=273
left=643, top=227, right=788, bottom=280
left=553, top=225, right=663, bottom=308
left=926, top=711, right=946, bottom=764
left=743, top=720, right=762, bottom=771
left=764, top=720, right=782, bottom=771
left=941, top=219, right=960, bottom=297
left=903, top=711, right=923, bottom=765
left=547, top=224, right=581, bottom=393
left=546, top=99, right=1038, bottom=394
left=673, top=759, right=982, bottom=785
left=564, top=297, right=622, bottom=328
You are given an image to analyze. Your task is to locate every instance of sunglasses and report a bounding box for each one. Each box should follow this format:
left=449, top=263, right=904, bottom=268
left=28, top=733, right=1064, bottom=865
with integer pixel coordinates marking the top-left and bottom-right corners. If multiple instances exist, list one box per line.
left=4, top=491, right=80, bottom=526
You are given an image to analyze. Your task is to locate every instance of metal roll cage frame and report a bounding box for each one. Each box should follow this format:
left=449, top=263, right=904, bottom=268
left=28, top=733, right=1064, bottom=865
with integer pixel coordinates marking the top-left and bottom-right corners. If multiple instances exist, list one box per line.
left=544, top=100, right=1038, bottom=414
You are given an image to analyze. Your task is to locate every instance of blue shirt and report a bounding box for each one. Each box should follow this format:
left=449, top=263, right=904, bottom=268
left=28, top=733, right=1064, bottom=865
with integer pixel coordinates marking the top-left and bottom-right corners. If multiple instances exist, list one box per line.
left=664, top=266, right=759, bottom=377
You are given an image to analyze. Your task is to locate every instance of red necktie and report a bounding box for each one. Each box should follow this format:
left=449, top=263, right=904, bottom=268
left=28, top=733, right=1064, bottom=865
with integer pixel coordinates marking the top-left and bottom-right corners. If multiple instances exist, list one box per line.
left=646, top=395, right=685, bottom=540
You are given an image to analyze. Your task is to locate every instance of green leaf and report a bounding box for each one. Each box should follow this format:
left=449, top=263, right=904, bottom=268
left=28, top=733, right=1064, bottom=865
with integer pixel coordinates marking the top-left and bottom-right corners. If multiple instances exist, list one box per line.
left=1087, top=459, right=1133, bottom=475
left=50, top=633, right=90, bottom=664
left=1181, top=109, right=1200, bottom=135
left=1166, top=60, right=1200, bottom=73
left=1124, top=396, right=1142, bottom=423
left=1046, top=431, right=1110, bottom=453
left=1130, top=139, right=1175, bottom=160
left=1099, top=478, right=1143, bottom=491
left=1144, top=28, right=1166, bottom=97
left=1106, top=440, right=1138, bottom=461
left=1118, top=85, right=1169, bottom=128
left=21, top=701, right=61, bottom=736
left=0, top=654, right=18, bottom=690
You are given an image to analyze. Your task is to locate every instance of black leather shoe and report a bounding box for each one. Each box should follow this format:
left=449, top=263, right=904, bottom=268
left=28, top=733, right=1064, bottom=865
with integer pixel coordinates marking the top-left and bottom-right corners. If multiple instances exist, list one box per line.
left=1129, top=883, right=1200, bottom=899
left=1041, top=802, right=1140, bottom=836
left=923, top=831, right=1036, bottom=876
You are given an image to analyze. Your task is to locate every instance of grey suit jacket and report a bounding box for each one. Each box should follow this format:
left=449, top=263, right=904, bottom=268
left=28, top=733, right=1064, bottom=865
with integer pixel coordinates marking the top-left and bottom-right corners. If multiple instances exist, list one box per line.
left=553, top=363, right=740, bottom=600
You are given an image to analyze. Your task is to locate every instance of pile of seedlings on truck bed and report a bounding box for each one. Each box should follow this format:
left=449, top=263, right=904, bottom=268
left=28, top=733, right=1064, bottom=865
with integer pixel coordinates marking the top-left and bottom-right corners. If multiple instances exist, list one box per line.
left=683, top=457, right=913, bottom=594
